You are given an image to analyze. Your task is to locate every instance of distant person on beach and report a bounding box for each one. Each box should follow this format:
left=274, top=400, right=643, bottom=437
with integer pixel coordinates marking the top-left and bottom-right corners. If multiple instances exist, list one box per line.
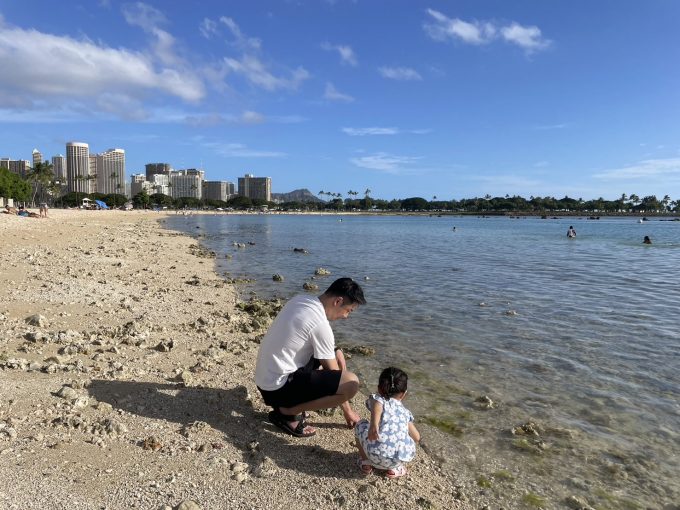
left=567, top=226, right=576, bottom=238
left=643, top=236, right=652, bottom=244
left=39, top=203, right=48, bottom=218
left=355, top=367, right=420, bottom=478
left=255, top=277, right=366, bottom=437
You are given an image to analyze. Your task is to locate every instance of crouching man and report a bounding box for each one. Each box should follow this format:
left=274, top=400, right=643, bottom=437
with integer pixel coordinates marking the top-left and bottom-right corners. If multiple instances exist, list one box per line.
left=255, top=277, right=366, bottom=437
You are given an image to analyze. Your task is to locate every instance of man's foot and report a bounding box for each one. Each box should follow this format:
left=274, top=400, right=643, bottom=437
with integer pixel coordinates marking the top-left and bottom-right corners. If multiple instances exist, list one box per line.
left=268, top=410, right=316, bottom=438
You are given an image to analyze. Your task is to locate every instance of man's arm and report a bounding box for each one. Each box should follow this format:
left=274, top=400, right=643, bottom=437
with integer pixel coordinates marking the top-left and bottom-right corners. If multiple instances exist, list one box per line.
left=318, top=356, right=361, bottom=427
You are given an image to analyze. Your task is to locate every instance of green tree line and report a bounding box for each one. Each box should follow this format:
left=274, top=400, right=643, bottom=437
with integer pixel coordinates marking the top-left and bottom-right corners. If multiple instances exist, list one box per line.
left=2, top=168, right=677, bottom=213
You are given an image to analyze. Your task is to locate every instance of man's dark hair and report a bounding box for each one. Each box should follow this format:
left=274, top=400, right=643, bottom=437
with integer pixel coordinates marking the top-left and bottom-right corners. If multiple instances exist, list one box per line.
left=323, top=277, right=366, bottom=305
left=378, top=367, right=408, bottom=400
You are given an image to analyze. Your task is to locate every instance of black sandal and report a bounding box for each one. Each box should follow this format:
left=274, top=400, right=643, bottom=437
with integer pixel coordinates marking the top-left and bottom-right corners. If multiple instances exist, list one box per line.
left=268, top=410, right=316, bottom=438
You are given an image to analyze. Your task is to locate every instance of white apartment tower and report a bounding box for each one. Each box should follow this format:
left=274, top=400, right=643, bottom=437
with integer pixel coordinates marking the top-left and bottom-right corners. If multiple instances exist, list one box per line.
left=32, top=149, right=43, bottom=167
left=96, top=148, right=126, bottom=195
left=170, top=169, right=204, bottom=199
left=51, top=155, right=66, bottom=180
left=89, top=155, right=98, bottom=194
left=66, top=142, right=90, bottom=194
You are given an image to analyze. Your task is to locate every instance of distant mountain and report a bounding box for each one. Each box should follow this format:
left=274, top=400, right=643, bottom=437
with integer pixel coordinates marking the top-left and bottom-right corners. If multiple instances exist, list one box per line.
left=272, top=189, right=325, bottom=203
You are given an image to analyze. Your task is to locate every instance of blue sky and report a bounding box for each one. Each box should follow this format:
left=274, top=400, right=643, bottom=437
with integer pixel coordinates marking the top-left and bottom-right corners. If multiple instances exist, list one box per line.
left=1, top=0, right=678, bottom=200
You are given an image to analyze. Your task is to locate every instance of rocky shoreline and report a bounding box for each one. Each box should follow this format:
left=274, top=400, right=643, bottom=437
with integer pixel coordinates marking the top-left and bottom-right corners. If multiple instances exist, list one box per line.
left=0, top=210, right=475, bottom=510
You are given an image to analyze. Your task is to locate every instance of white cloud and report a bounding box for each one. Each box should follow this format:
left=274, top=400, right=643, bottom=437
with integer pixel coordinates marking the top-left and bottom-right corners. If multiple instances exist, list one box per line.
left=378, top=66, right=422, bottom=81
left=201, top=141, right=286, bottom=158
left=200, top=18, right=218, bottom=39
left=223, top=55, right=310, bottom=91
left=0, top=21, right=205, bottom=115
left=171, top=109, right=305, bottom=127
left=342, top=127, right=398, bottom=136
left=324, top=82, right=354, bottom=102
left=240, top=110, right=265, bottom=124
left=184, top=113, right=225, bottom=127
left=342, top=127, right=430, bottom=136
left=594, top=158, right=680, bottom=180
left=534, top=123, right=568, bottom=130
left=501, top=23, right=550, bottom=52
left=350, top=152, right=423, bottom=174
left=122, top=2, right=167, bottom=29
left=424, top=9, right=495, bottom=44
left=424, top=9, right=550, bottom=53
left=321, top=42, right=357, bottom=66
left=122, top=2, right=181, bottom=66
left=219, top=16, right=262, bottom=51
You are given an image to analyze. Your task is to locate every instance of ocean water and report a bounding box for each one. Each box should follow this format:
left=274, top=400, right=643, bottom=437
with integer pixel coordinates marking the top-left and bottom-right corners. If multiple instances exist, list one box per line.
left=165, top=213, right=680, bottom=508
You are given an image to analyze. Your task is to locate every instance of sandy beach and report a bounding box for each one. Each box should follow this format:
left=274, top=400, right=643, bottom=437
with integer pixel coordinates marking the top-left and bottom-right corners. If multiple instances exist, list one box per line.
left=0, top=209, right=475, bottom=510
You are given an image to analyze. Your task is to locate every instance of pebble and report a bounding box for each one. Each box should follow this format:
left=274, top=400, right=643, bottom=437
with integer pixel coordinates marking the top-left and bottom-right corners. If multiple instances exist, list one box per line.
left=56, top=385, right=78, bottom=400
left=176, top=500, right=202, bottom=510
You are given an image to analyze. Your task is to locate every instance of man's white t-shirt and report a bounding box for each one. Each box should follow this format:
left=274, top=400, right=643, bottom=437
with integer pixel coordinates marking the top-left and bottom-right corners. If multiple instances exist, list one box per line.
left=254, top=295, right=336, bottom=391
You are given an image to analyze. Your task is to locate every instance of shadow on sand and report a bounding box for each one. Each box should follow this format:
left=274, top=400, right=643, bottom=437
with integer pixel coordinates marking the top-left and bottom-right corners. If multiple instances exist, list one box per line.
left=87, top=379, right=360, bottom=479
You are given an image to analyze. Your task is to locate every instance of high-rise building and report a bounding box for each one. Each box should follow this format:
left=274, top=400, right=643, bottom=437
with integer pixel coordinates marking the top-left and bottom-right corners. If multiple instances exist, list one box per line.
left=145, top=163, right=172, bottom=181
left=51, top=155, right=66, bottom=181
left=96, top=148, right=125, bottom=195
left=170, top=169, right=203, bottom=199
left=150, top=173, right=169, bottom=196
left=238, top=173, right=271, bottom=202
left=66, top=142, right=90, bottom=194
left=202, top=181, right=235, bottom=202
left=32, top=149, right=43, bottom=168
left=8, top=160, right=31, bottom=179
left=89, top=155, right=98, bottom=194
left=0, top=158, right=9, bottom=170
left=130, top=174, right=149, bottom=197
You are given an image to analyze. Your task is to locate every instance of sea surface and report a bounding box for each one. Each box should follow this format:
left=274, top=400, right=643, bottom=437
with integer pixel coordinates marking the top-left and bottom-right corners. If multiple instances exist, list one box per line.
left=165, top=213, right=680, bottom=509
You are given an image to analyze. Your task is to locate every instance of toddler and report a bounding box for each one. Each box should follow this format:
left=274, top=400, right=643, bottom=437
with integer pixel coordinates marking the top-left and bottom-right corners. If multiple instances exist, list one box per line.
left=354, top=367, right=420, bottom=478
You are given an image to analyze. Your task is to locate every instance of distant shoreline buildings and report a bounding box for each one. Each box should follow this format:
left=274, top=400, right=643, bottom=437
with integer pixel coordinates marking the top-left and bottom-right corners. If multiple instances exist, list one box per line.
left=2, top=143, right=272, bottom=203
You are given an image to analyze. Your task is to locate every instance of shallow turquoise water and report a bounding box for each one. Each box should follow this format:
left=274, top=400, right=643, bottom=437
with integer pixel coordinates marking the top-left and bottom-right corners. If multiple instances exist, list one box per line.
left=166, top=214, right=680, bottom=507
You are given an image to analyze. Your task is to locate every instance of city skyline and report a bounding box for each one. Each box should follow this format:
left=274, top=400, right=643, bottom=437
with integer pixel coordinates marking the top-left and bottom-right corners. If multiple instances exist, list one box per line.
left=0, top=1, right=679, bottom=200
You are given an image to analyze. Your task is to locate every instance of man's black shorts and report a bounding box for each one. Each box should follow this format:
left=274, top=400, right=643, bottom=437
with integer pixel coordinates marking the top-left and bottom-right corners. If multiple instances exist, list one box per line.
left=257, top=358, right=342, bottom=410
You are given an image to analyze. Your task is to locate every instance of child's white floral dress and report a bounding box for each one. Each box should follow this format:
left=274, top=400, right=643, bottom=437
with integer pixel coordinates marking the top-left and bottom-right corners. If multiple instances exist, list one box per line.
left=354, top=393, right=416, bottom=470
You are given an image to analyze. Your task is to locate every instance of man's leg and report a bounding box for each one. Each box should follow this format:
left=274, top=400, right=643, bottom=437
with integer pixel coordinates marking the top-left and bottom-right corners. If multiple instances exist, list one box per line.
left=278, top=369, right=359, bottom=417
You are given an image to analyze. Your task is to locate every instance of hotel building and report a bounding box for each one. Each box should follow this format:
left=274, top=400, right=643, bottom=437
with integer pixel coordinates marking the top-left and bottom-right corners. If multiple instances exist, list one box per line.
left=66, top=142, right=91, bottom=194
left=203, top=181, right=234, bottom=202
left=170, top=169, right=204, bottom=199
left=96, top=148, right=126, bottom=195
left=238, top=174, right=271, bottom=202
left=51, top=155, right=66, bottom=181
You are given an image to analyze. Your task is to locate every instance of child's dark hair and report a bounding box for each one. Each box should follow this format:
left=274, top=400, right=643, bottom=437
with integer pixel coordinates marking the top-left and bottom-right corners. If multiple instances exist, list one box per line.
left=378, top=367, right=408, bottom=400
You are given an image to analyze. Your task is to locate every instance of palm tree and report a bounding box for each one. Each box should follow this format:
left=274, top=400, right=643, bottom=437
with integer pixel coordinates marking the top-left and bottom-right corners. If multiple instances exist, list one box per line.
left=86, top=174, right=96, bottom=197
left=629, top=194, right=640, bottom=209
left=662, top=194, right=671, bottom=212
left=75, top=174, right=85, bottom=207
left=110, top=171, right=119, bottom=195
left=26, top=161, right=54, bottom=206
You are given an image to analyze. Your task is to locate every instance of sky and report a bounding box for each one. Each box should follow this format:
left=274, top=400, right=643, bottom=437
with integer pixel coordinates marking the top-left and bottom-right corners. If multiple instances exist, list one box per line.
left=0, top=0, right=679, bottom=201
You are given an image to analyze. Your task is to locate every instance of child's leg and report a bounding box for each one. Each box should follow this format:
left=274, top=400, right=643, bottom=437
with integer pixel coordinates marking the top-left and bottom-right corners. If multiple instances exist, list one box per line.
left=355, top=438, right=369, bottom=461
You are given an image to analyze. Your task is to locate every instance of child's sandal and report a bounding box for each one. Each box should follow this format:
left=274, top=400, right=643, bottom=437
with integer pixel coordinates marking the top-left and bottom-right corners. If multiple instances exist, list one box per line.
left=386, top=465, right=407, bottom=479
left=357, top=458, right=373, bottom=475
